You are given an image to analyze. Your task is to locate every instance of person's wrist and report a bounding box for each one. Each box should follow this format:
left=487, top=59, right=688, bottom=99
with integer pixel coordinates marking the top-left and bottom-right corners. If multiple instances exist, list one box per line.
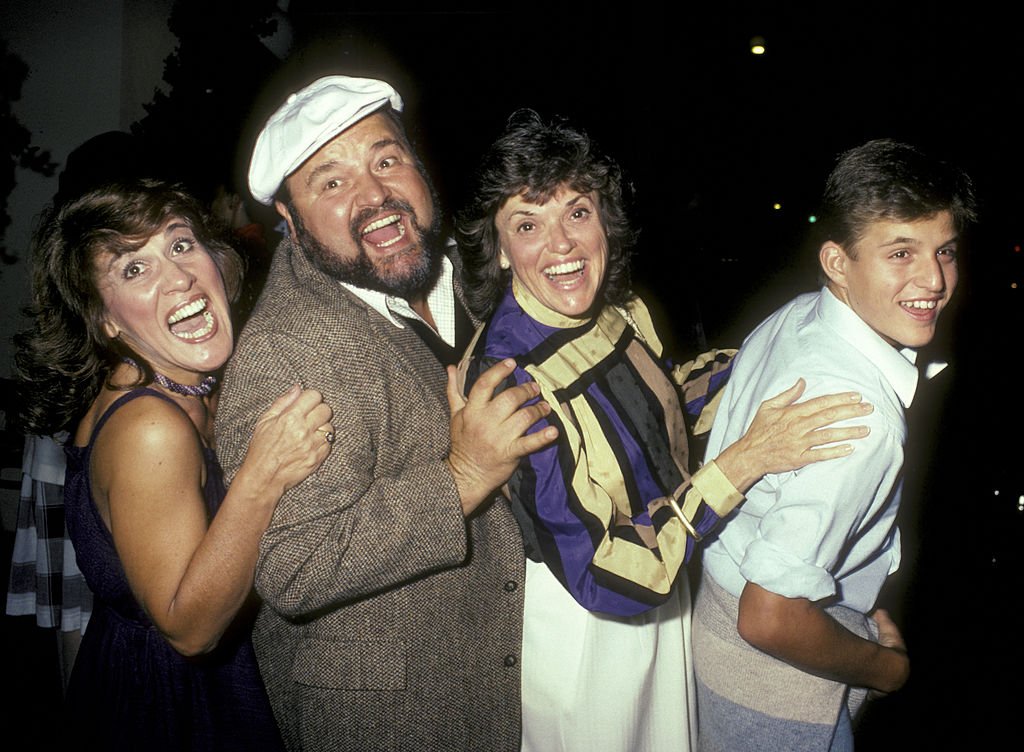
left=233, top=459, right=283, bottom=505
left=878, top=644, right=910, bottom=693
left=445, top=456, right=485, bottom=516
left=715, top=441, right=760, bottom=494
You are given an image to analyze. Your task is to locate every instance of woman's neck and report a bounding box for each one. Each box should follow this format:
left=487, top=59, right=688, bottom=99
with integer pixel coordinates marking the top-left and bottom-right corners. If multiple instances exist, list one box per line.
left=510, top=277, right=596, bottom=329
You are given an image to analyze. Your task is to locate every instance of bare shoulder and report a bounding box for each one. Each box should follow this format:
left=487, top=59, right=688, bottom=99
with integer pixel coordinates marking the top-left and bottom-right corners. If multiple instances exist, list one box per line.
left=92, top=392, right=204, bottom=474
left=86, top=391, right=207, bottom=529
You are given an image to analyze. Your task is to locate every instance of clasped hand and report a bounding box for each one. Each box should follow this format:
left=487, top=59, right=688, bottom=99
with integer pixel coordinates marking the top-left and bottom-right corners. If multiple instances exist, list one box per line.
left=446, top=359, right=558, bottom=515
left=245, top=385, right=335, bottom=496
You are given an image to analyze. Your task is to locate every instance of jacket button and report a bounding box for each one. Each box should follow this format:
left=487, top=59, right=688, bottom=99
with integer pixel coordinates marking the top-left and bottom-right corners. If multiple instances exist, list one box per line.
left=504, top=580, right=518, bottom=592
left=504, top=654, right=517, bottom=667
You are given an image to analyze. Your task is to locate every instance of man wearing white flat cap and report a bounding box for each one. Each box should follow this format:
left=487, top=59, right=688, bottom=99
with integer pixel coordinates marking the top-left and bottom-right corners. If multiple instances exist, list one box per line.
left=215, top=74, right=557, bottom=751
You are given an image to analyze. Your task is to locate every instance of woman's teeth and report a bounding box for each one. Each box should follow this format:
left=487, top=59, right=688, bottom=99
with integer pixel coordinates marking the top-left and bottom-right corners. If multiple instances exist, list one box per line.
left=544, top=259, right=585, bottom=278
left=173, top=311, right=215, bottom=340
left=168, top=298, right=215, bottom=340
left=168, top=298, right=207, bottom=324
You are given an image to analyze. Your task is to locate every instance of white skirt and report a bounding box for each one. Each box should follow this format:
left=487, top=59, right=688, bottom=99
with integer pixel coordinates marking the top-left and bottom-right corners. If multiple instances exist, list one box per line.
left=520, top=558, right=697, bottom=752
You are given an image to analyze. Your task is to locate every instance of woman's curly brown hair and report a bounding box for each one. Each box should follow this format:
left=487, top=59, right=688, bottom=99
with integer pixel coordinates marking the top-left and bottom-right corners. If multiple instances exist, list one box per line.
left=456, top=109, right=638, bottom=320
left=14, top=179, right=244, bottom=437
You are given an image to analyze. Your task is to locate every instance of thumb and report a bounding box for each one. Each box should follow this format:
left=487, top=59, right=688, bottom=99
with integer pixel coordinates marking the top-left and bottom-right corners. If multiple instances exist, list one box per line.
left=870, top=608, right=894, bottom=626
left=446, top=365, right=467, bottom=417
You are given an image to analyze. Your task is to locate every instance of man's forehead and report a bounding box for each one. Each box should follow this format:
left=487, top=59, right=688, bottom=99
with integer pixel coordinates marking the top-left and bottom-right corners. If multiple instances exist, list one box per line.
left=858, top=212, right=956, bottom=248
left=290, top=112, right=404, bottom=179
left=247, top=75, right=404, bottom=204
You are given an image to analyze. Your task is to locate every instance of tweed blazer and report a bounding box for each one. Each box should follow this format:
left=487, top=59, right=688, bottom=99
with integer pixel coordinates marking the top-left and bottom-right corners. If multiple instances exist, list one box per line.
left=215, top=237, right=526, bottom=752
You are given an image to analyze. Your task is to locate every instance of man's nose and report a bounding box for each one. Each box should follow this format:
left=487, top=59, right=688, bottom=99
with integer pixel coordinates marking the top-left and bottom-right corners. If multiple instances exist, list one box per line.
left=916, top=254, right=947, bottom=291
left=354, top=171, right=389, bottom=208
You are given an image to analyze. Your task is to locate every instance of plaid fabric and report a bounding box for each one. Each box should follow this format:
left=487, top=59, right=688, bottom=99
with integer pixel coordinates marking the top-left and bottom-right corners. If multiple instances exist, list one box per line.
left=5, top=434, right=92, bottom=632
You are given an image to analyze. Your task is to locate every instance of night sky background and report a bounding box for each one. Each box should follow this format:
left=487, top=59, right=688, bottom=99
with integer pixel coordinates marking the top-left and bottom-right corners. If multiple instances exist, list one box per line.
left=3, top=3, right=1022, bottom=748
left=257, top=4, right=1024, bottom=356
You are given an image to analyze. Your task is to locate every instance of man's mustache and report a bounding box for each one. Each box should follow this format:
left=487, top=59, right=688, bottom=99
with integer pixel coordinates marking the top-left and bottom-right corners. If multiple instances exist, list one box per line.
left=351, top=198, right=419, bottom=238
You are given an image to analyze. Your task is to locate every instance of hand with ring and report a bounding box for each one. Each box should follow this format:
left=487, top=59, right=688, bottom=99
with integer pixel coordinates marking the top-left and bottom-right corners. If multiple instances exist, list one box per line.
left=240, top=385, right=334, bottom=497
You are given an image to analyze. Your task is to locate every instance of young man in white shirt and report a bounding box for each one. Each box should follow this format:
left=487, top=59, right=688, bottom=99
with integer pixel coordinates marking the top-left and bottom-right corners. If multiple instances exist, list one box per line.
left=692, top=138, right=978, bottom=752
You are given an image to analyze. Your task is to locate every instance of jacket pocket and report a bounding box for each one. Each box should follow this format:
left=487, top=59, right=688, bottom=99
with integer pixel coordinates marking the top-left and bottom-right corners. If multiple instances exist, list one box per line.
left=292, top=638, right=408, bottom=691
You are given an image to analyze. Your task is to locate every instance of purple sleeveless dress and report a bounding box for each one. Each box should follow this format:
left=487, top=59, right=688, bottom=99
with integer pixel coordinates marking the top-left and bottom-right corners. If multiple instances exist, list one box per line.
left=63, top=388, right=284, bottom=750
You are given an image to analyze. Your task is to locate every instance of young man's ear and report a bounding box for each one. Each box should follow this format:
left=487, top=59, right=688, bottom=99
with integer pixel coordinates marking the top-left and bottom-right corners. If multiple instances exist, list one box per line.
left=819, top=241, right=850, bottom=290
left=274, top=200, right=297, bottom=240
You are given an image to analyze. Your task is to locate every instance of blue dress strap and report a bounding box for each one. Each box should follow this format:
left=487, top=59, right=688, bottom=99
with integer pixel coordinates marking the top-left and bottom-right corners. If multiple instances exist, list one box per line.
left=84, top=387, right=181, bottom=450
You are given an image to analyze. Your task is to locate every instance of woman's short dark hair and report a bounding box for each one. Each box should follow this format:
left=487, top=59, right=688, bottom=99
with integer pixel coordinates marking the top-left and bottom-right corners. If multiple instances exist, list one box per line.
left=456, top=109, right=637, bottom=319
left=14, top=179, right=244, bottom=436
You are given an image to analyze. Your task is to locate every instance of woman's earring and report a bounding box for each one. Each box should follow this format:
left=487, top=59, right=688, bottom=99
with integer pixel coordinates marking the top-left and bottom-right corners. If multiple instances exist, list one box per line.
left=499, top=252, right=510, bottom=270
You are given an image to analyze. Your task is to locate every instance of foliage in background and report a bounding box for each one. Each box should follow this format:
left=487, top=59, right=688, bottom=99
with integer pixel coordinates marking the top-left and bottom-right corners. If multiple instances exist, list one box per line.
left=0, top=38, right=57, bottom=268
left=130, top=0, right=283, bottom=203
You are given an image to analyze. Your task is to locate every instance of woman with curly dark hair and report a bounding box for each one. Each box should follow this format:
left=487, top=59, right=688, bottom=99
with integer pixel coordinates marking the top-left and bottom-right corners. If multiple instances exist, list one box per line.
left=15, top=179, right=334, bottom=750
left=456, top=111, right=875, bottom=751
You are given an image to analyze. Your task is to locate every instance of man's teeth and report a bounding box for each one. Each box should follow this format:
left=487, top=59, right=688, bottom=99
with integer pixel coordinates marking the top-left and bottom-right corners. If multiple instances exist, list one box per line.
left=362, top=214, right=401, bottom=234
left=173, top=311, right=215, bottom=340
left=168, top=298, right=207, bottom=325
left=901, top=300, right=937, bottom=310
left=544, top=260, right=585, bottom=278
left=361, top=214, right=406, bottom=248
left=375, top=224, right=406, bottom=247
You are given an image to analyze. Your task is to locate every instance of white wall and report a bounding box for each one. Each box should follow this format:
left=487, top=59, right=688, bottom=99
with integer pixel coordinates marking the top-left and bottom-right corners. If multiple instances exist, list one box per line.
left=0, top=0, right=175, bottom=379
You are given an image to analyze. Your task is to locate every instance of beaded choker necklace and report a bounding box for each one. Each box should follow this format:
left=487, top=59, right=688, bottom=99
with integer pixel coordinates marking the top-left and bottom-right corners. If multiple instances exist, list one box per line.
left=122, top=357, right=218, bottom=398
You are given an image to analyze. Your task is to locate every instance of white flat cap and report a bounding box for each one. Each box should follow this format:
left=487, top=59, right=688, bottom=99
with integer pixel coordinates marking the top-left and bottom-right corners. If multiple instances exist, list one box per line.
left=248, top=75, right=404, bottom=205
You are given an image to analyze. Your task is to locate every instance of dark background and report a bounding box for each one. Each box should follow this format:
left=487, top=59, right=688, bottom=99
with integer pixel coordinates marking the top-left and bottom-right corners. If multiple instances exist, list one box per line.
left=3, top=3, right=1022, bottom=749
left=263, top=4, right=1024, bottom=353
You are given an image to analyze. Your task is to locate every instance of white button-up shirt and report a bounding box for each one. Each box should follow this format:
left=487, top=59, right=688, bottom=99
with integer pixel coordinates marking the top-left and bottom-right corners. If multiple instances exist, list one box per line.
left=701, top=287, right=933, bottom=613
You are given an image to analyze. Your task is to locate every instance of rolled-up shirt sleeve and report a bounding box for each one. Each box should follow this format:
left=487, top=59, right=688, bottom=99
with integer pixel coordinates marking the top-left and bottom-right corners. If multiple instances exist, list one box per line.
left=738, top=413, right=904, bottom=608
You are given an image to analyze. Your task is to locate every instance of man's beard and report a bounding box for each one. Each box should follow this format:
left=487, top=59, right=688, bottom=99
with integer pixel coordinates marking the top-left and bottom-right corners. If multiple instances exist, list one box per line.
left=293, top=198, right=443, bottom=300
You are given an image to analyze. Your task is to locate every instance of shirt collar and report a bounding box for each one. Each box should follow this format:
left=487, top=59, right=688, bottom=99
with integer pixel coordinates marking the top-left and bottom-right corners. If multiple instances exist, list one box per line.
left=511, top=276, right=593, bottom=329
left=339, top=254, right=457, bottom=347
left=818, top=286, right=945, bottom=409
